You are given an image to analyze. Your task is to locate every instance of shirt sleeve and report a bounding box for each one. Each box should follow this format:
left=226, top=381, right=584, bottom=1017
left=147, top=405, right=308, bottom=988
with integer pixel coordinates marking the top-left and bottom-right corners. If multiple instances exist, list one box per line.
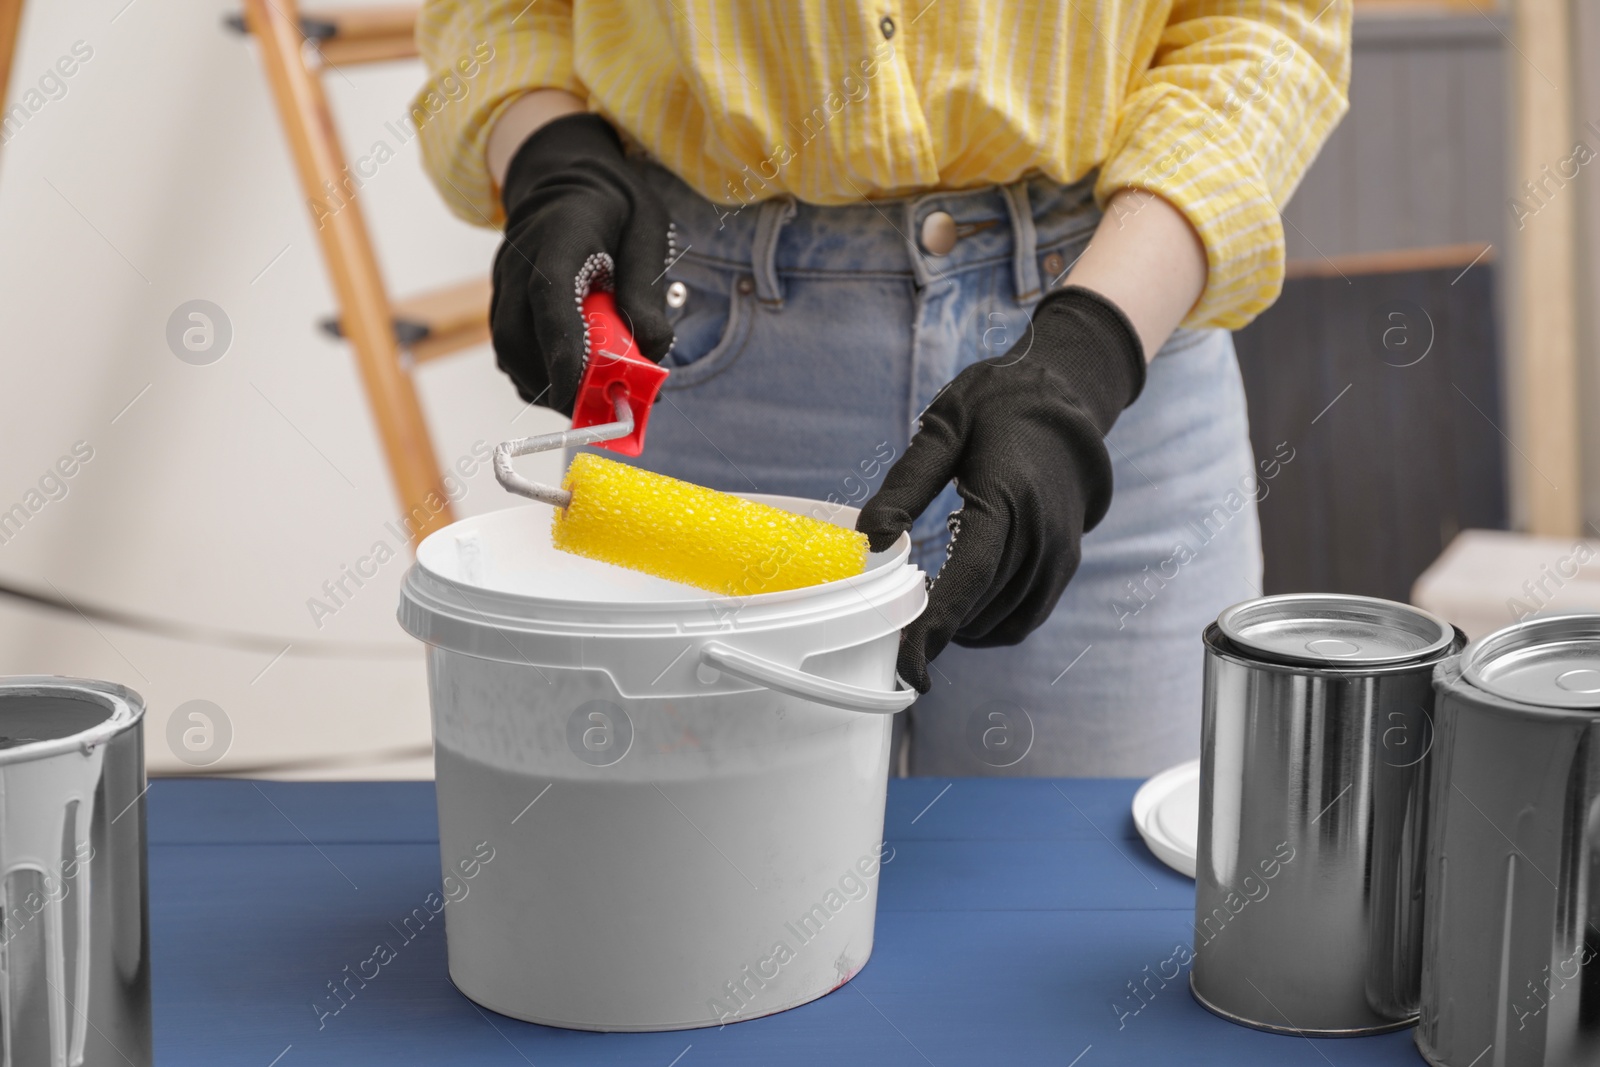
left=413, top=0, right=585, bottom=228
left=1095, top=1, right=1353, bottom=330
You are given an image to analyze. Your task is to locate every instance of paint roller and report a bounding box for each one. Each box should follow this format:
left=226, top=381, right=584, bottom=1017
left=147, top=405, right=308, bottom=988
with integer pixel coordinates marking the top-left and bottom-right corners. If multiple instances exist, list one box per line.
left=494, top=291, right=869, bottom=596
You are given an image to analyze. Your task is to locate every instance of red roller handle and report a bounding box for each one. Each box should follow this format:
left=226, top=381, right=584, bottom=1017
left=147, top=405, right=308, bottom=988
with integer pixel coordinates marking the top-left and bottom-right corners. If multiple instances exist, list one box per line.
left=571, top=290, right=670, bottom=456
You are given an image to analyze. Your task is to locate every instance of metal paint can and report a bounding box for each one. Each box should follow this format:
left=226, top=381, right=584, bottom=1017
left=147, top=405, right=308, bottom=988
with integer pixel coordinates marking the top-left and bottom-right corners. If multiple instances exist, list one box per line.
left=1191, top=594, right=1462, bottom=1035
left=1419, top=614, right=1600, bottom=1067
left=0, top=676, right=151, bottom=1066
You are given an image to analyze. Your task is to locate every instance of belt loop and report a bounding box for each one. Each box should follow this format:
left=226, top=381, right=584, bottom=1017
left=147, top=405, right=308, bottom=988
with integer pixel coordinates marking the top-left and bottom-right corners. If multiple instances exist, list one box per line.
left=1003, top=182, right=1041, bottom=305
left=903, top=195, right=937, bottom=289
left=751, top=196, right=798, bottom=308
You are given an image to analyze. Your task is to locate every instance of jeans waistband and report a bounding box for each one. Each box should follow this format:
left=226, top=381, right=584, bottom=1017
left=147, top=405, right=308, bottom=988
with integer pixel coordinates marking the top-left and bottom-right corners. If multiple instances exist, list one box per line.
left=634, top=159, right=1104, bottom=306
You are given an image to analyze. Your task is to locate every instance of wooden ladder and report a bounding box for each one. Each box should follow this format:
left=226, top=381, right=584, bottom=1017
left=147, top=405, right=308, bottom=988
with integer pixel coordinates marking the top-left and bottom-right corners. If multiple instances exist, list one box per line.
left=229, top=0, right=490, bottom=543
left=0, top=0, right=26, bottom=147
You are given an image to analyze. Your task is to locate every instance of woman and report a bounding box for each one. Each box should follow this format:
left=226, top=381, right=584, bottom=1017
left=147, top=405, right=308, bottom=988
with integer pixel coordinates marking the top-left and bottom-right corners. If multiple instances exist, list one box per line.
left=413, top=1, right=1350, bottom=776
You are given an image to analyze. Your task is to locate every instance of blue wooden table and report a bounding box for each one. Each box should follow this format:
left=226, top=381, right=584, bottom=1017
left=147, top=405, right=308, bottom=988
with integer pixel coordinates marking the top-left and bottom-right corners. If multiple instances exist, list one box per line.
left=149, top=778, right=1424, bottom=1065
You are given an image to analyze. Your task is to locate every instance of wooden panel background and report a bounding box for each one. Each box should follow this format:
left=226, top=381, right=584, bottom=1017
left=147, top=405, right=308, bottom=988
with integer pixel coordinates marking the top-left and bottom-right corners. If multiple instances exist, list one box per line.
left=1572, top=1, right=1600, bottom=534
left=1233, top=263, right=1507, bottom=602
left=1281, top=14, right=1508, bottom=261
left=1236, top=12, right=1512, bottom=600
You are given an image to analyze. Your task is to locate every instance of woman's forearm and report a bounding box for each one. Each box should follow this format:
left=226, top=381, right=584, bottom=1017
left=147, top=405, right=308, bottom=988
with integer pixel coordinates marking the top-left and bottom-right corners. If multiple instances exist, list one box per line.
left=487, top=89, right=587, bottom=189
left=1064, top=189, right=1209, bottom=362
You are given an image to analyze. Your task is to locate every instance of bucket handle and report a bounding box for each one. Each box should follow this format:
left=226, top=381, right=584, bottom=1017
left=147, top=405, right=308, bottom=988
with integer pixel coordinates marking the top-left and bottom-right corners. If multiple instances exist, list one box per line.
left=699, top=641, right=917, bottom=715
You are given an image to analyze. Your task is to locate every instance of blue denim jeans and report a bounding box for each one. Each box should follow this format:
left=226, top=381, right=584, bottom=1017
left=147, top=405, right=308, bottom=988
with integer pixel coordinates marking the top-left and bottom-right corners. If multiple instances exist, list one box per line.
left=610, top=161, right=1264, bottom=777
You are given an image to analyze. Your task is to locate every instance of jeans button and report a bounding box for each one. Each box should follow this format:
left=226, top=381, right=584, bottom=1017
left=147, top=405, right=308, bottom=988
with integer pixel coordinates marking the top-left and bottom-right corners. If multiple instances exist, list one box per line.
left=1042, top=252, right=1066, bottom=280
left=665, top=280, right=689, bottom=308
left=920, top=211, right=957, bottom=256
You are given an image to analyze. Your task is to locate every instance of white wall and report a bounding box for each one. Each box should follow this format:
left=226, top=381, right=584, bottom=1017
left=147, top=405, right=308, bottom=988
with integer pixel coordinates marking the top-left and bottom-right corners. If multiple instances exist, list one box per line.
left=0, top=0, right=566, bottom=777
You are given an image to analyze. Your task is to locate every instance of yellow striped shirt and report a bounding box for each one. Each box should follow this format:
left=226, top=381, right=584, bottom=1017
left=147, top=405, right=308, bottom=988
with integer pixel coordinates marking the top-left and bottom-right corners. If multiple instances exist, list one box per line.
left=414, top=0, right=1350, bottom=329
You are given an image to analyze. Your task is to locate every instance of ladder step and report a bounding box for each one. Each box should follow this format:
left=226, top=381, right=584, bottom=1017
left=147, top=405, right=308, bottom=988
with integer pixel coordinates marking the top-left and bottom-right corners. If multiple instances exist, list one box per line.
left=319, top=277, right=491, bottom=363
left=318, top=34, right=417, bottom=65
left=225, top=5, right=419, bottom=65
left=300, top=4, right=418, bottom=41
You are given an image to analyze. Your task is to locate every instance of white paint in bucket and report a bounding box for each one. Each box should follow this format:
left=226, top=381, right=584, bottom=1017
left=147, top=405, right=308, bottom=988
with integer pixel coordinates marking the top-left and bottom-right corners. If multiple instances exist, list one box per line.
left=398, top=495, right=925, bottom=1031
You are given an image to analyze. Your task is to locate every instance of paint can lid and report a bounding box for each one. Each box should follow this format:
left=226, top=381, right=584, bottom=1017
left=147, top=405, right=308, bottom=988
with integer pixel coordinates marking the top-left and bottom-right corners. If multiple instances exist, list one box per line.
left=1462, top=614, right=1600, bottom=709
left=1216, top=594, right=1455, bottom=668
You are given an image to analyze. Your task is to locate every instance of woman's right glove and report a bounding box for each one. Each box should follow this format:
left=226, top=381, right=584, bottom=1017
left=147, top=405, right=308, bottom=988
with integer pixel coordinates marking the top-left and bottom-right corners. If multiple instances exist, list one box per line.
left=855, top=286, right=1147, bottom=692
left=490, top=113, right=675, bottom=415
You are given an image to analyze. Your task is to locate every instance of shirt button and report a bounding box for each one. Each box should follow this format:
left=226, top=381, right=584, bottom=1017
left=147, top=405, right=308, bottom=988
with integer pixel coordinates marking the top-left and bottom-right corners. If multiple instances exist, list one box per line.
left=879, top=15, right=896, bottom=39
left=666, top=280, right=689, bottom=308
left=920, top=211, right=957, bottom=256
left=1042, top=252, right=1066, bottom=279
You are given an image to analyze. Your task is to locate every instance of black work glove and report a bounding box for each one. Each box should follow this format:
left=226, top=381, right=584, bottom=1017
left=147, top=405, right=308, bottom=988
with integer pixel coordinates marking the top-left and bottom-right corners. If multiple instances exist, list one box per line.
left=856, top=286, right=1147, bottom=693
left=491, top=113, right=675, bottom=415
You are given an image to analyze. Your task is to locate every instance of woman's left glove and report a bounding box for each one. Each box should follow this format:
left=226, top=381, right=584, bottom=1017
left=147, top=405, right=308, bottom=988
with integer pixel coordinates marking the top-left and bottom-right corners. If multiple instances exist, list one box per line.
left=855, top=286, right=1147, bottom=693
left=490, top=113, right=675, bottom=415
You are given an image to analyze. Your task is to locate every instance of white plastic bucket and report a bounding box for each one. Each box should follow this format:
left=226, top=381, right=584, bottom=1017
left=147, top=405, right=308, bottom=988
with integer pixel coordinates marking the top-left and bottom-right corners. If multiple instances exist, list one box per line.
left=397, top=494, right=925, bottom=1031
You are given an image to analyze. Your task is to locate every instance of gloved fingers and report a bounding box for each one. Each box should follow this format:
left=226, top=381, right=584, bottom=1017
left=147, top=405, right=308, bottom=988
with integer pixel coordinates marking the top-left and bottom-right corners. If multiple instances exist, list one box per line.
left=856, top=419, right=963, bottom=553
left=897, top=501, right=1008, bottom=691
left=894, top=624, right=933, bottom=695
left=612, top=195, right=676, bottom=364
left=489, top=237, right=552, bottom=406
left=526, top=244, right=602, bottom=417
left=953, top=529, right=1079, bottom=648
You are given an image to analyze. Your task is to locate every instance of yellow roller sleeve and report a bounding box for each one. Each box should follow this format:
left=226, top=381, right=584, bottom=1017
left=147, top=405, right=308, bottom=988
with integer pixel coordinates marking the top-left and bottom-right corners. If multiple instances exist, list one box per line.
left=552, top=454, right=870, bottom=596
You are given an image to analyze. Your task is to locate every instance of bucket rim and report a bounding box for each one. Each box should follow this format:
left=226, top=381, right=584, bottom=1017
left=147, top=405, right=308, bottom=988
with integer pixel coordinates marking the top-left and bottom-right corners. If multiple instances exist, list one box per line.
left=400, top=493, right=923, bottom=636
left=0, top=676, right=145, bottom=766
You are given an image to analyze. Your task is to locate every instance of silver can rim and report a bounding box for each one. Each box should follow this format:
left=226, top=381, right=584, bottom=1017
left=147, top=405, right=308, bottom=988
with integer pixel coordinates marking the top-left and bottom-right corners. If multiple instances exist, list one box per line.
left=1204, top=622, right=1463, bottom=678
left=1461, top=612, right=1600, bottom=710
left=1188, top=974, right=1417, bottom=1037
left=0, top=675, right=145, bottom=766
left=1216, top=593, right=1455, bottom=669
